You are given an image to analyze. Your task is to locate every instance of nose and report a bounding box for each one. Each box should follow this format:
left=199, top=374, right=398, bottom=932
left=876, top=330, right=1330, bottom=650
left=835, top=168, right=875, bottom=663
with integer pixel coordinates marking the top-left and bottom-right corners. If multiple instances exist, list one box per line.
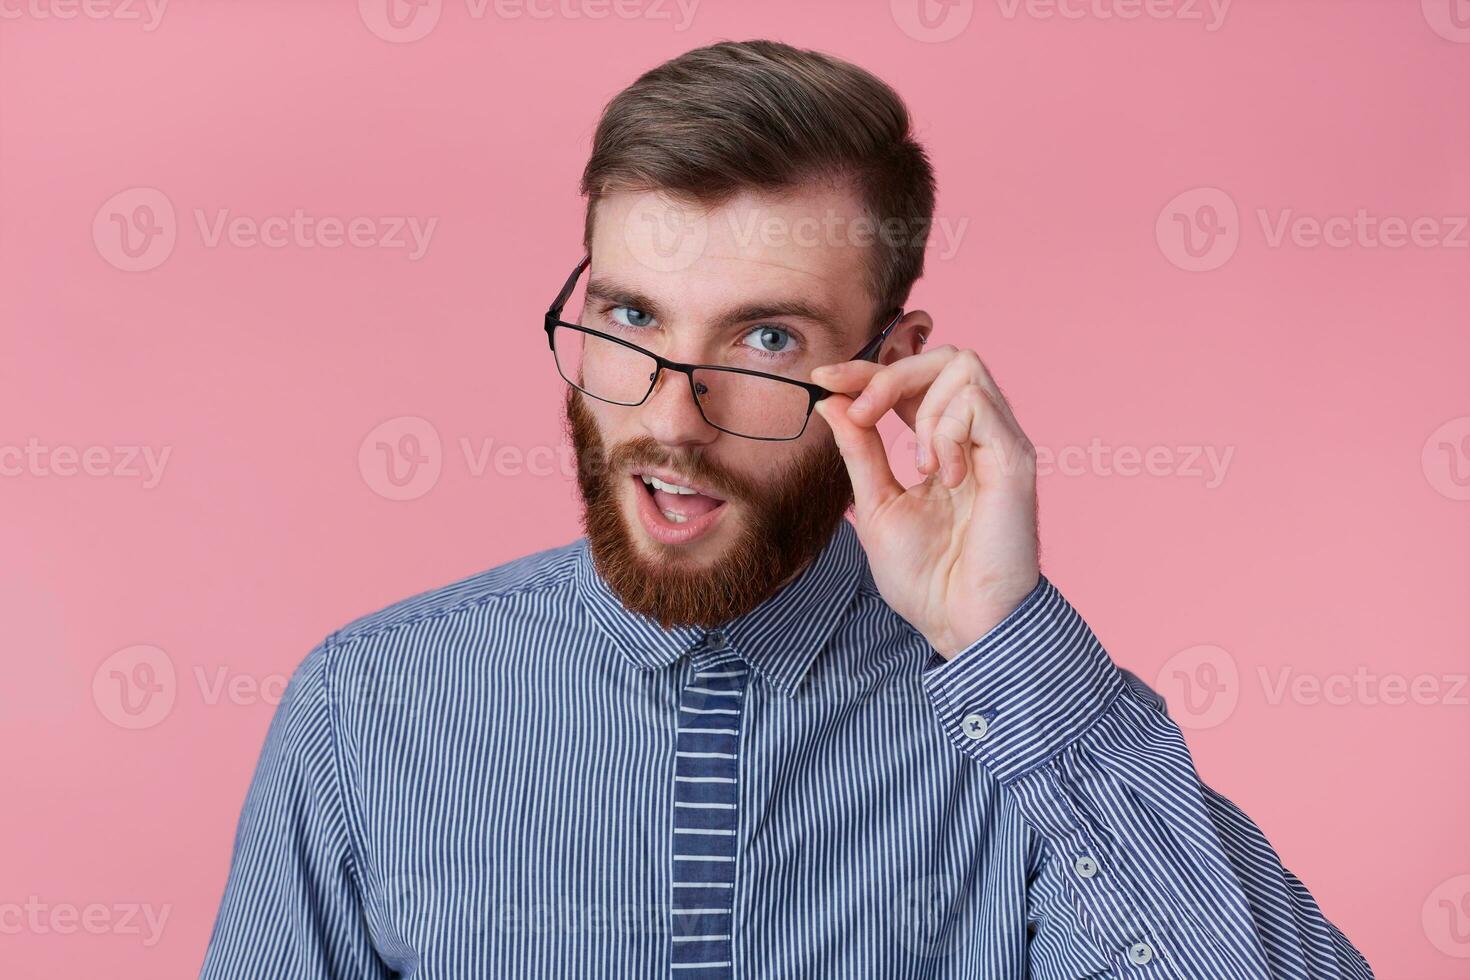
left=639, top=367, right=720, bottom=450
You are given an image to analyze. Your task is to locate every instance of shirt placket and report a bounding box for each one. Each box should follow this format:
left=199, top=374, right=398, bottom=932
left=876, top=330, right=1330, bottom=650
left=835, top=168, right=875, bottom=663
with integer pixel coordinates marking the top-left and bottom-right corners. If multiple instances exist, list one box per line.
left=669, top=631, right=747, bottom=979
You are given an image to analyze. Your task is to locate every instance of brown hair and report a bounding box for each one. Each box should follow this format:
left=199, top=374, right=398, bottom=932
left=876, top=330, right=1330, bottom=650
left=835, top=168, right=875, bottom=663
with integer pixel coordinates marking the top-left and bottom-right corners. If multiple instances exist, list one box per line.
left=579, top=39, right=936, bottom=324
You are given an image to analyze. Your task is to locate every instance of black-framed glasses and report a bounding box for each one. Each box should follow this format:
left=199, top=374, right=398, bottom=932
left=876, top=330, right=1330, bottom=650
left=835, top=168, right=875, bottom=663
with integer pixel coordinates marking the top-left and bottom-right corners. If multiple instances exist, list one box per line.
left=544, top=255, right=903, bottom=441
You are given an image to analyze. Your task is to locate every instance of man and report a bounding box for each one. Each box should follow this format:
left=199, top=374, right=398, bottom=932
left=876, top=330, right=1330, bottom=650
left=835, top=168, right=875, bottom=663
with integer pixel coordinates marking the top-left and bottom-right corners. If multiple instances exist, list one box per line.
left=201, top=40, right=1373, bottom=979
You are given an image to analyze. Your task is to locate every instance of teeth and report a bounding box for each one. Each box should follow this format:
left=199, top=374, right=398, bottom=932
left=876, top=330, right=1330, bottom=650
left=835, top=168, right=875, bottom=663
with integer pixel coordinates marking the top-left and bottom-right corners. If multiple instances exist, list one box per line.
left=640, top=474, right=698, bottom=495
left=661, top=510, right=688, bottom=524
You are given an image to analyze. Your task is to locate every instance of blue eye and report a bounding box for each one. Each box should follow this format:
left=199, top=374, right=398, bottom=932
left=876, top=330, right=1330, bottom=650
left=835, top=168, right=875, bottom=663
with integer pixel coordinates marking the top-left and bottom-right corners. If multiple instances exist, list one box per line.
left=742, top=325, right=796, bottom=355
left=610, top=306, right=655, bottom=329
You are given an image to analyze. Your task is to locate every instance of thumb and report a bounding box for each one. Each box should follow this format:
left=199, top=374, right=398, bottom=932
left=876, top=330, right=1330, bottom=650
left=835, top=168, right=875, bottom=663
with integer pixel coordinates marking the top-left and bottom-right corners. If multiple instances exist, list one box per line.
left=815, top=395, right=902, bottom=517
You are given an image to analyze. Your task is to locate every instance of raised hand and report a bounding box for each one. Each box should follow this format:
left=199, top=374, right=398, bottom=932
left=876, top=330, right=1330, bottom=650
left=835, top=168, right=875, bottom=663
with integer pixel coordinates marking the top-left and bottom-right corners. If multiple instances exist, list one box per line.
left=812, top=346, right=1041, bottom=659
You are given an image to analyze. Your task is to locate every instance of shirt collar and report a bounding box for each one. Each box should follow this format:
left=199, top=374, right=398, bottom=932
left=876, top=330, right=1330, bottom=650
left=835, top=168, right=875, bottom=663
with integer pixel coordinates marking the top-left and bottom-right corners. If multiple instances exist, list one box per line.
left=572, top=519, right=867, bottom=698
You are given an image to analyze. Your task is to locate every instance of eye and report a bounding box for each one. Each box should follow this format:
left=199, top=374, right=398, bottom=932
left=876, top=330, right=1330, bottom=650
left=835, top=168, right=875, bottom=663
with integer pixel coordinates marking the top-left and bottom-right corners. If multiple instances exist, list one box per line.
left=741, top=325, right=796, bottom=355
left=609, top=306, right=655, bottom=329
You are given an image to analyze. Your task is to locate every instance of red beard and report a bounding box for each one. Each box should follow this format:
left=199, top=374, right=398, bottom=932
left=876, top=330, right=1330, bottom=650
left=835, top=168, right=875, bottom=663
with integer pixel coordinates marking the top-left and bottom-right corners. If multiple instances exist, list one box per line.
left=564, top=388, right=854, bottom=628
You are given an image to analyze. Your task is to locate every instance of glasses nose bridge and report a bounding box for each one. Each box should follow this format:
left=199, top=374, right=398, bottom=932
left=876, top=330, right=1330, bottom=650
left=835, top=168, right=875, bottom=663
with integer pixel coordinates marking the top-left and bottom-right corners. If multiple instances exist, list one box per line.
left=644, top=357, right=706, bottom=411
left=636, top=356, right=724, bottom=448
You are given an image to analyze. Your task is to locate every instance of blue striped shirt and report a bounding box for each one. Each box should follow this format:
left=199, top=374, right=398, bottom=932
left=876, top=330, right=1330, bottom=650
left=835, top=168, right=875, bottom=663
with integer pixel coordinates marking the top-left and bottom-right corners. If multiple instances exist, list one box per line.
left=200, top=519, right=1373, bottom=978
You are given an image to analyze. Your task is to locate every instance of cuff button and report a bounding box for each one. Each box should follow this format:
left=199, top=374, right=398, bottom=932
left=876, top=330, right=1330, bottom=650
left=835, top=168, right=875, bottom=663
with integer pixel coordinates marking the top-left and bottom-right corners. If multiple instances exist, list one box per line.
left=961, top=713, right=989, bottom=740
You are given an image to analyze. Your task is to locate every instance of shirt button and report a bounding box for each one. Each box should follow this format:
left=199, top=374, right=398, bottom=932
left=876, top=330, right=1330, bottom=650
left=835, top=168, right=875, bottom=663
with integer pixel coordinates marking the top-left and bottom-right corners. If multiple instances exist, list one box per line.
left=706, top=630, right=727, bottom=649
left=1127, top=941, right=1154, bottom=965
left=1074, top=856, right=1099, bottom=879
left=960, top=713, right=989, bottom=740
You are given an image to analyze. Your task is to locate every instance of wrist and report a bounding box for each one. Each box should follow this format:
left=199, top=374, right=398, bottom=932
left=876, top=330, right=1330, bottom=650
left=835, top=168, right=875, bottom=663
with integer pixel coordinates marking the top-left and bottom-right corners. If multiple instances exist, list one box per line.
left=929, top=572, right=1044, bottom=661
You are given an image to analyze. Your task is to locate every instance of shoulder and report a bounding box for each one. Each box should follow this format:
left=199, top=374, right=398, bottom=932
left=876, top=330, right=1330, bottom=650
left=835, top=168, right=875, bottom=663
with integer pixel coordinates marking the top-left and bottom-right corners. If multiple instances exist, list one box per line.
left=324, top=537, right=584, bottom=651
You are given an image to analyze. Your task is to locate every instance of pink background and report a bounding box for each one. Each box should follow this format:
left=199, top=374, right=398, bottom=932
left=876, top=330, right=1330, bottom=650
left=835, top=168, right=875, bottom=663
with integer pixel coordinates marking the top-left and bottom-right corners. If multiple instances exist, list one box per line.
left=2, top=1, right=1467, bottom=977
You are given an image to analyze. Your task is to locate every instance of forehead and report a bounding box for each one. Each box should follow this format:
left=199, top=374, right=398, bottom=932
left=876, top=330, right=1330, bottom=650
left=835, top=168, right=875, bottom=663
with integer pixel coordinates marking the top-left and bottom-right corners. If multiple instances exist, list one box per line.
left=588, top=184, right=875, bottom=331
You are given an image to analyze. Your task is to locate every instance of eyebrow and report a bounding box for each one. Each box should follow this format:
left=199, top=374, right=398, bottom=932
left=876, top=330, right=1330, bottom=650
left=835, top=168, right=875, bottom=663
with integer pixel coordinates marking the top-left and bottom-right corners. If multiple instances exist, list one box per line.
left=584, top=277, right=846, bottom=343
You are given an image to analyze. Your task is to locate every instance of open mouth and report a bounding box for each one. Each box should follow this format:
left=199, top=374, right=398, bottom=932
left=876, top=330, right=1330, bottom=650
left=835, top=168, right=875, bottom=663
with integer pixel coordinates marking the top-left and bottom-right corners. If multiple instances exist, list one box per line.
left=630, top=469, right=729, bottom=545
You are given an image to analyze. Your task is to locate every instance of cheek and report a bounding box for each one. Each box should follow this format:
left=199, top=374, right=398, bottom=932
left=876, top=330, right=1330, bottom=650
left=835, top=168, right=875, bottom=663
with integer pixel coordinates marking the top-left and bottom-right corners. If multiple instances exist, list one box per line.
left=720, top=442, right=805, bottom=488
left=798, top=413, right=838, bottom=455
left=585, top=399, right=625, bottom=443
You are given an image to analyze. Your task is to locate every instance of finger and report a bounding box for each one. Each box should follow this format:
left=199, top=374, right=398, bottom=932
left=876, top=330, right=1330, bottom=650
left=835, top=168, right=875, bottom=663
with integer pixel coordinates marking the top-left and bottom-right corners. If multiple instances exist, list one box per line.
left=921, top=353, right=1036, bottom=480
left=808, top=359, right=881, bottom=391
left=914, top=351, right=990, bottom=476
left=816, top=346, right=960, bottom=428
left=813, top=396, right=903, bottom=518
left=960, top=350, right=1024, bottom=434
left=931, top=384, right=1029, bottom=489
left=931, top=431, right=966, bottom=490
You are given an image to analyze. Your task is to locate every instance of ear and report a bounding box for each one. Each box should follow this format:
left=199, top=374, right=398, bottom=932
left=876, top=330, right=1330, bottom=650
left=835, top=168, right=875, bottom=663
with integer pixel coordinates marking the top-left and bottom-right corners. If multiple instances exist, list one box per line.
left=879, top=310, right=934, bottom=366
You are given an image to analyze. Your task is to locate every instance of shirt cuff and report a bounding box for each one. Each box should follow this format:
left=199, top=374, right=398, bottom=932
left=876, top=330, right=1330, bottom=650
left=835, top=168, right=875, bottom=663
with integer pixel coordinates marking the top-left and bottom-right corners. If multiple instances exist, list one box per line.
left=920, top=573, right=1127, bottom=784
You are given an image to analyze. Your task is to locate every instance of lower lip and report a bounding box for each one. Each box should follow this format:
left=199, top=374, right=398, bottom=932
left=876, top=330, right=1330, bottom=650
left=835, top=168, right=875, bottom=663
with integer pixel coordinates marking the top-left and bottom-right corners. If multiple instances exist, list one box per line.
left=632, top=475, right=728, bottom=546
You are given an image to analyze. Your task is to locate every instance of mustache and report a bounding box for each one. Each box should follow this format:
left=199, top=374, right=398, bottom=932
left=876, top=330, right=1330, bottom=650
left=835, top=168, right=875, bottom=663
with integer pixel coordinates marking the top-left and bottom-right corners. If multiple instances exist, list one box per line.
left=563, top=391, right=760, bottom=503
left=601, top=437, right=757, bottom=502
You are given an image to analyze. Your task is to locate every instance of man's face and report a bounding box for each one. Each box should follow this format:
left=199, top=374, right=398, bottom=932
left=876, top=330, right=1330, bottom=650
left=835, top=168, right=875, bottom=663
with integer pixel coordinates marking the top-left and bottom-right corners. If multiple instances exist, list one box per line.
left=564, top=183, right=896, bottom=628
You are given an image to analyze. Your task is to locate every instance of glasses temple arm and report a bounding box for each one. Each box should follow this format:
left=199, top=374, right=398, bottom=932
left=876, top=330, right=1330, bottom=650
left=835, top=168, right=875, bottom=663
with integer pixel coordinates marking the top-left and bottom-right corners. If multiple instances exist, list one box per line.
left=851, top=309, right=904, bottom=363
left=547, top=254, right=591, bottom=318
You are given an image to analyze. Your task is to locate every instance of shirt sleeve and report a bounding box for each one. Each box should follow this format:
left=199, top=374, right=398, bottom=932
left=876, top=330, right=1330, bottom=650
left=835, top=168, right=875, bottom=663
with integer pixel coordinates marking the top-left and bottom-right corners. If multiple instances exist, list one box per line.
left=199, top=642, right=390, bottom=980
left=921, top=574, right=1375, bottom=979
